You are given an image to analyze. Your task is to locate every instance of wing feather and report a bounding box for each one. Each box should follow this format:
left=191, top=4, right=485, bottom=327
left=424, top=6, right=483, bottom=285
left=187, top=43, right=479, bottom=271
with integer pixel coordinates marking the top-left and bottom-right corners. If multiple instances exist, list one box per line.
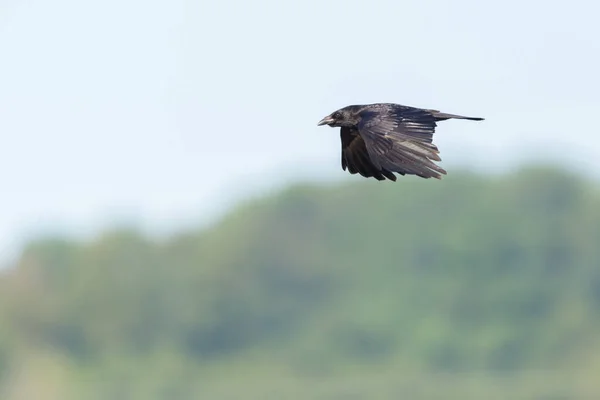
left=340, top=127, right=396, bottom=181
left=357, top=106, right=447, bottom=179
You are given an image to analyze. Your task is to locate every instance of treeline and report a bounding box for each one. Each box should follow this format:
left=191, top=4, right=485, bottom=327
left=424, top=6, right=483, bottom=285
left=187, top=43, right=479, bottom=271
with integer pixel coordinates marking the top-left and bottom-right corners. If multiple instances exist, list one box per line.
left=0, top=166, right=599, bottom=399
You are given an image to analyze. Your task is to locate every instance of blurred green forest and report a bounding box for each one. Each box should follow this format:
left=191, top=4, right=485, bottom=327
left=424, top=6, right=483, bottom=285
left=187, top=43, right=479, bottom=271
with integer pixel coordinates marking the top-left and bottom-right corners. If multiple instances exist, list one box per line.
left=1, top=166, right=600, bottom=399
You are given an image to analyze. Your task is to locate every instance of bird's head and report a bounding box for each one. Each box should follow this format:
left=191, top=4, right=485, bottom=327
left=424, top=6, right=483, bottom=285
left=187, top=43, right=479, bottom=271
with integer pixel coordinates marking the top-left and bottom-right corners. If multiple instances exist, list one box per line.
left=317, top=106, right=358, bottom=128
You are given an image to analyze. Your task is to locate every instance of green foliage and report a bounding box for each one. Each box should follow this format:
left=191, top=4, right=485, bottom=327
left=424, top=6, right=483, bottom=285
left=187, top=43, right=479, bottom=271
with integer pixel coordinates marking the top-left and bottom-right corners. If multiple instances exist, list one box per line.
left=1, top=166, right=600, bottom=398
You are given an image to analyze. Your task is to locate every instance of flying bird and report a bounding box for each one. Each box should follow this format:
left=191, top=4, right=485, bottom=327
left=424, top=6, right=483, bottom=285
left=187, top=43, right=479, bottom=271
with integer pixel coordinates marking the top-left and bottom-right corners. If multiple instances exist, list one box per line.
left=317, top=103, right=484, bottom=181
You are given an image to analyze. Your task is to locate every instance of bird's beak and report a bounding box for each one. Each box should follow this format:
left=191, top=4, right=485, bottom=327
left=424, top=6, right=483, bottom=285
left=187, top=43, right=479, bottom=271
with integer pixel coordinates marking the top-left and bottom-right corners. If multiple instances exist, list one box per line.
left=317, top=115, right=334, bottom=126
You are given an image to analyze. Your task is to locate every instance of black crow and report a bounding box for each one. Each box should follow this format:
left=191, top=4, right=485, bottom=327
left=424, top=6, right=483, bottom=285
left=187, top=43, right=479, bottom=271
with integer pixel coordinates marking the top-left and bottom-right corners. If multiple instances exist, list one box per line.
left=317, top=103, right=484, bottom=181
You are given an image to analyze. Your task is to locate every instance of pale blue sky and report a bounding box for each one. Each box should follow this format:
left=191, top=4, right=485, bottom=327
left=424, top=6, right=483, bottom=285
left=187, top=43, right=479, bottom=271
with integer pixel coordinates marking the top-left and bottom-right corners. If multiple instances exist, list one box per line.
left=1, top=0, right=599, bottom=263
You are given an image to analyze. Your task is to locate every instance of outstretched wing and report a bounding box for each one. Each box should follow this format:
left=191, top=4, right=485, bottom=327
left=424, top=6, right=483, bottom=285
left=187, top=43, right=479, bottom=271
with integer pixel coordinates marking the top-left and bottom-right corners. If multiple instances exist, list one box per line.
left=357, top=106, right=447, bottom=179
left=340, top=126, right=397, bottom=181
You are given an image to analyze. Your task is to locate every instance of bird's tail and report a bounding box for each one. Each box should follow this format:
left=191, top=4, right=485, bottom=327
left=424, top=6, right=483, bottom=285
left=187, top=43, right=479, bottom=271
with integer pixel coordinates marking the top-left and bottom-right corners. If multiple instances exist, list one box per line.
left=430, top=111, right=485, bottom=121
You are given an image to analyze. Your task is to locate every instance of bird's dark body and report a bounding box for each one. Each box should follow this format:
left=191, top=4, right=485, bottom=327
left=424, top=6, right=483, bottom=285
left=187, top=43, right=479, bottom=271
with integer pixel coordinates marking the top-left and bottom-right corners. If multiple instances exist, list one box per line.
left=317, top=103, right=484, bottom=181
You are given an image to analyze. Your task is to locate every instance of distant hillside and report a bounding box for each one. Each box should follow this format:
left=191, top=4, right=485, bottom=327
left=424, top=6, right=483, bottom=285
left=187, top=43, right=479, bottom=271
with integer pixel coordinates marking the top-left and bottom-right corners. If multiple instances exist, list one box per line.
left=1, top=166, right=600, bottom=399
